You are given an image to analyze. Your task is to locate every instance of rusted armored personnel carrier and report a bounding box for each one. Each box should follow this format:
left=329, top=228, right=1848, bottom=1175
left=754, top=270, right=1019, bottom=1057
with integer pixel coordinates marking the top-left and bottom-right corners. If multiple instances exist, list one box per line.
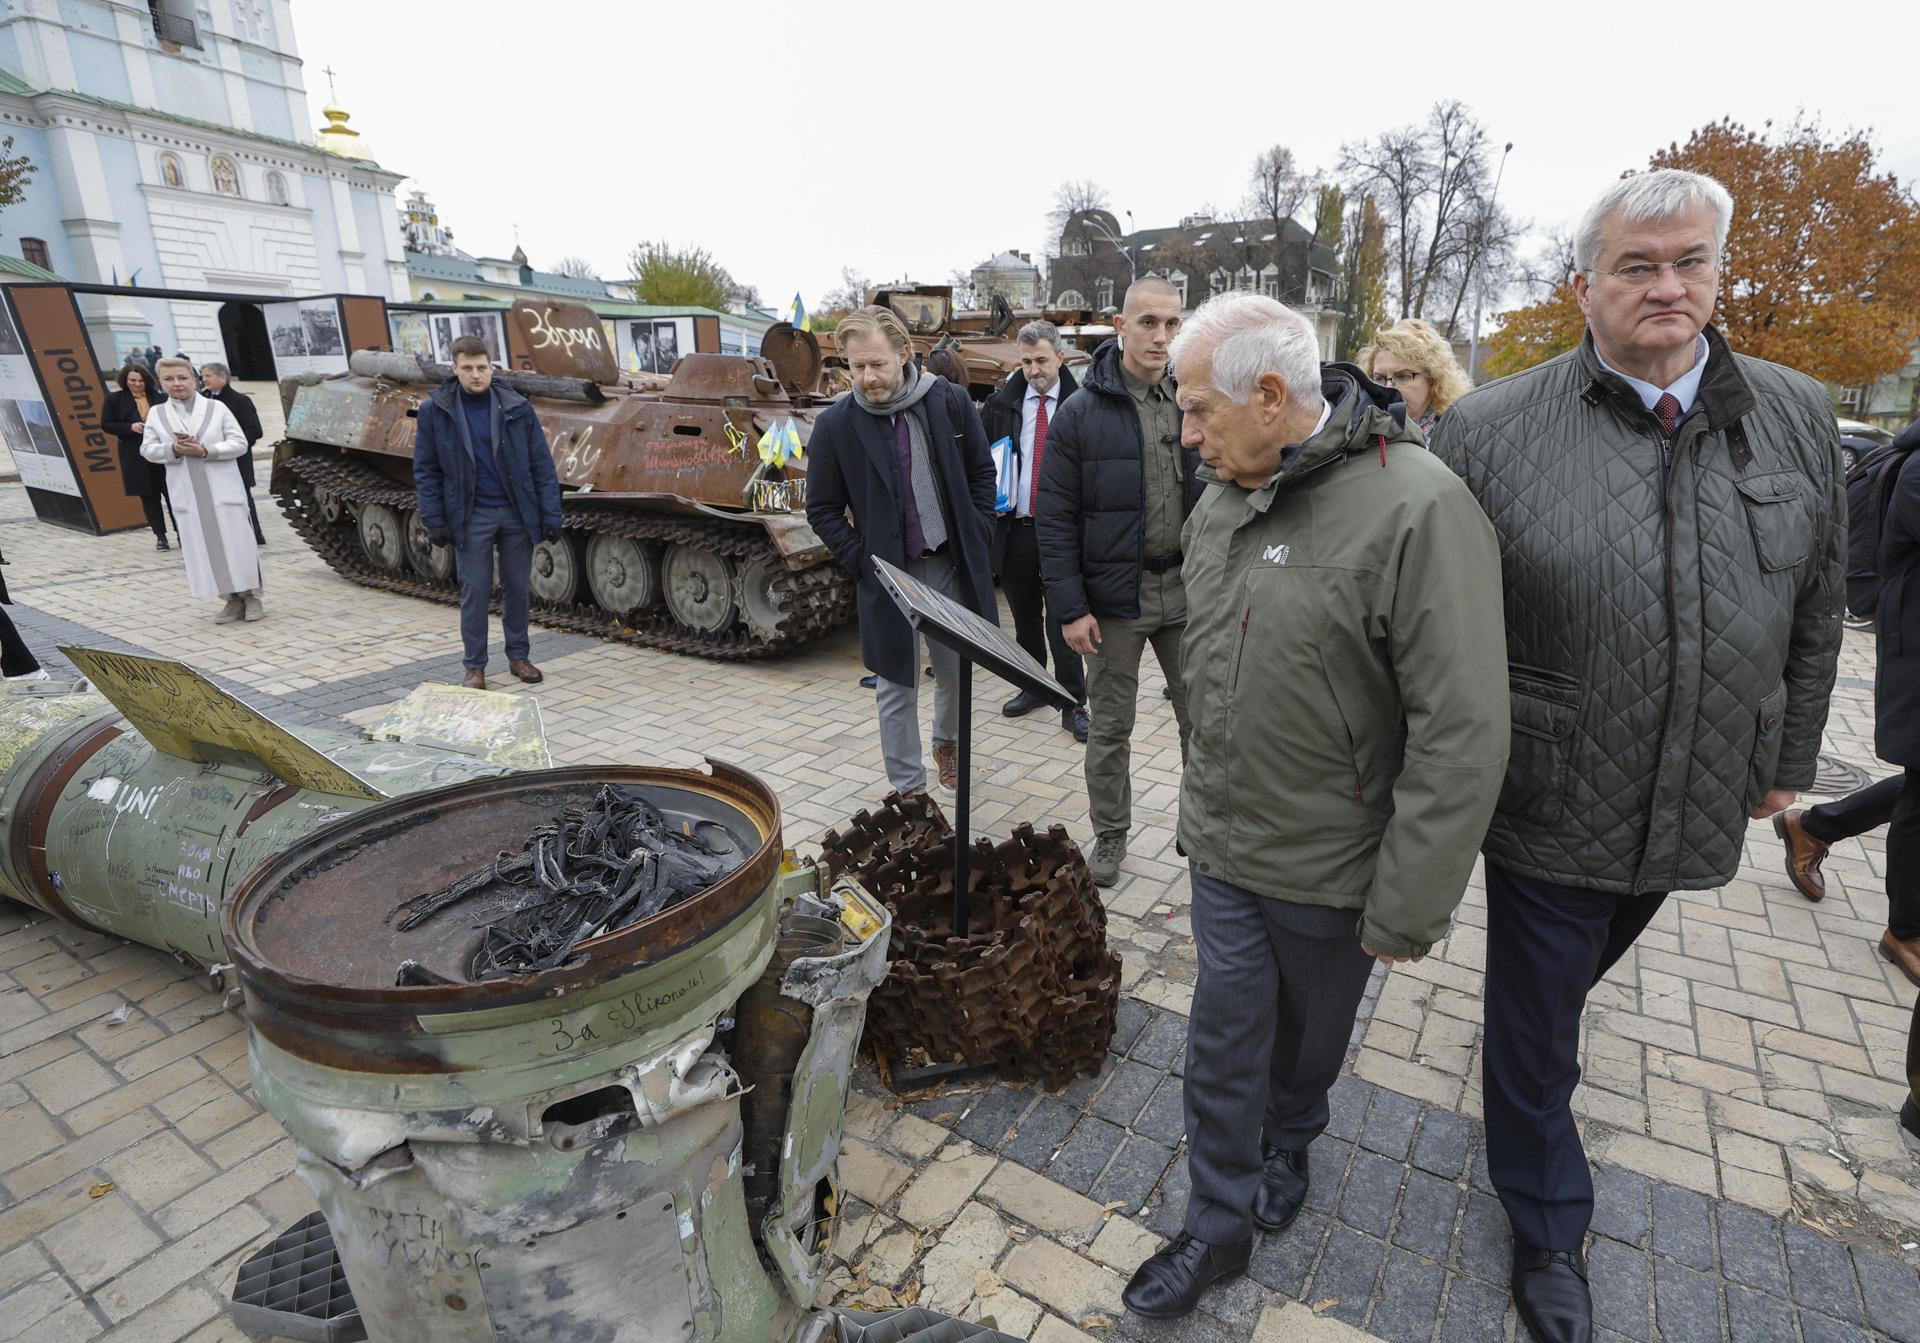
left=820, top=284, right=1091, bottom=400
left=272, top=299, right=852, bottom=660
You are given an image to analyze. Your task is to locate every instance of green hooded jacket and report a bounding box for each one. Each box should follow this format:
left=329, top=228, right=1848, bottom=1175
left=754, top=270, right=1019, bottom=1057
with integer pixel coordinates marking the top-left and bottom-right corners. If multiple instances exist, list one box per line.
left=1177, top=367, right=1510, bottom=957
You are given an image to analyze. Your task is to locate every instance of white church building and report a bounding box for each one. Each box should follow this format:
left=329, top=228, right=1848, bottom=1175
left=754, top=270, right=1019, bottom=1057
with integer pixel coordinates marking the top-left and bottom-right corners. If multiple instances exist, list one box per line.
left=0, top=0, right=408, bottom=367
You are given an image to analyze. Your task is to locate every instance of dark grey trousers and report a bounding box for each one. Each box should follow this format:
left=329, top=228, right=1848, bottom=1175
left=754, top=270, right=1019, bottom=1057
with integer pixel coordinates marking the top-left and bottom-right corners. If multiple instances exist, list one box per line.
left=1182, top=866, right=1375, bottom=1244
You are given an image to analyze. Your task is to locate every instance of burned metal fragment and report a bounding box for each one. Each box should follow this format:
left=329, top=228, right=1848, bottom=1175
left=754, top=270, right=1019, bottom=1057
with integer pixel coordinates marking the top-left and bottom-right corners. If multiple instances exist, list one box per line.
left=388, top=783, right=747, bottom=982
left=819, top=793, right=1119, bottom=1088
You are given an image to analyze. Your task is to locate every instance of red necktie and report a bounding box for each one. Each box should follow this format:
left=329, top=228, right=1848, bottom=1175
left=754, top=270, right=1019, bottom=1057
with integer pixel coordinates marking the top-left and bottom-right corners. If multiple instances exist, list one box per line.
left=1655, top=392, right=1681, bottom=434
left=1028, top=393, right=1050, bottom=516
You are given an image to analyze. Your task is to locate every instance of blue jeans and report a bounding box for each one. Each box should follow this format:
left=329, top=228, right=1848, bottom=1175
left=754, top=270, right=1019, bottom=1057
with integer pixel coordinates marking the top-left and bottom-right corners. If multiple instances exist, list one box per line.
left=458, top=504, right=532, bottom=670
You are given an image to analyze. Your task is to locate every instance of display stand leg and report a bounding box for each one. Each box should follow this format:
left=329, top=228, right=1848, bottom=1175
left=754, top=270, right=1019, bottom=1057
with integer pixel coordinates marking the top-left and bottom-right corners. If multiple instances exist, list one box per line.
left=953, top=657, right=972, bottom=937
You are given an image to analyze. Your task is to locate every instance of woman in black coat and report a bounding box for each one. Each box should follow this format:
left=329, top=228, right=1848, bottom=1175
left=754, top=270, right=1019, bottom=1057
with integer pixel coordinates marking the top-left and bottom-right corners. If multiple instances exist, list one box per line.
left=101, top=363, right=173, bottom=549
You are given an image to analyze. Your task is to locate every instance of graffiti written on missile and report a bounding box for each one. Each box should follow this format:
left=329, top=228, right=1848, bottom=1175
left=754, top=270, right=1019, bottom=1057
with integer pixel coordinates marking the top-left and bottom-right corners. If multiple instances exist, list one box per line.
left=112, top=782, right=162, bottom=819
left=59, top=647, right=384, bottom=802
left=357, top=1207, right=476, bottom=1275
left=160, top=880, right=213, bottom=917
left=548, top=966, right=710, bottom=1054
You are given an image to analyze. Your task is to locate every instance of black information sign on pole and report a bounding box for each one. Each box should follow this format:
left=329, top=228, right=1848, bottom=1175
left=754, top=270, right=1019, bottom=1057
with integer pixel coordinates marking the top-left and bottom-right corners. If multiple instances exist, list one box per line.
left=872, top=556, right=1075, bottom=938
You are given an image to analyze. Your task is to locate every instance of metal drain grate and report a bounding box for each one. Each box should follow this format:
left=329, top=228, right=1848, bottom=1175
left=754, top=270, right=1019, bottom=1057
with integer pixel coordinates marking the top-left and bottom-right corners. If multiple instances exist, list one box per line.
left=1811, top=754, right=1875, bottom=798
left=228, top=1211, right=365, bottom=1342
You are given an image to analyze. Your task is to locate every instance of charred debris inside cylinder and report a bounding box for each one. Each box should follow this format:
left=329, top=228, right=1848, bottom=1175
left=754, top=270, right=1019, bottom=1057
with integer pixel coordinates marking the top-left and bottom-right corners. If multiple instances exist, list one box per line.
left=388, top=783, right=749, bottom=983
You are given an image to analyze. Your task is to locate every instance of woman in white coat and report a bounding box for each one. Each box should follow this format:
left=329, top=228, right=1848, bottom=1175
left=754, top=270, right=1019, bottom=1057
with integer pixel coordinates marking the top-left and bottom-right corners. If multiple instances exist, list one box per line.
left=141, top=358, right=264, bottom=623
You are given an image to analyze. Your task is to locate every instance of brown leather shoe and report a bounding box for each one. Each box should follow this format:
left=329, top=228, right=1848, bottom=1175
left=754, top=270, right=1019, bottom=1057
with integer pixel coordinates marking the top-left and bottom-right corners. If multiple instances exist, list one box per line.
left=933, top=744, right=958, bottom=791
left=1880, top=930, right=1920, bottom=989
left=1772, top=808, right=1829, bottom=902
left=462, top=668, right=486, bottom=690
left=508, top=658, right=544, bottom=684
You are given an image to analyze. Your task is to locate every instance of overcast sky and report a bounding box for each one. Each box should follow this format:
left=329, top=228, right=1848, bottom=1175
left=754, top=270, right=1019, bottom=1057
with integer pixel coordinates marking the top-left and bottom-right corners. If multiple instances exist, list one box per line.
left=296, top=0, right=1920, bottom=313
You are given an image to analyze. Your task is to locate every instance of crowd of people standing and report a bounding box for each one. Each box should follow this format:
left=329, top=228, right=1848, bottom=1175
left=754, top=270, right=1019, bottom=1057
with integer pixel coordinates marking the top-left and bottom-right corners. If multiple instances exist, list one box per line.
left=806, top=165, right=1916, bottom=1343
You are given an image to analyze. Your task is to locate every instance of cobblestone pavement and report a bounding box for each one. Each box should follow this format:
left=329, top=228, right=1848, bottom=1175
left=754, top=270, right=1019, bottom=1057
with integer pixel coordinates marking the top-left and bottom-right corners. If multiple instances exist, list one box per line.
left=0, top=480, right=1916, bottom=1341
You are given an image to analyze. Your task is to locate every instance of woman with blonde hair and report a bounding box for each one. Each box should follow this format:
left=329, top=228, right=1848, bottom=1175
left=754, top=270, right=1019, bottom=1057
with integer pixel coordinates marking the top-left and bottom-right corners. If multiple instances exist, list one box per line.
left=1359, top=318, right=1472, bottom=435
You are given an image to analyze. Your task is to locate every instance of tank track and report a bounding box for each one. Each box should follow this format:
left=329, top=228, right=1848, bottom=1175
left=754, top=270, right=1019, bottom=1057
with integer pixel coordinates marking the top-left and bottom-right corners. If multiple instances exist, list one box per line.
left=273, top=447, right=853, bottom=661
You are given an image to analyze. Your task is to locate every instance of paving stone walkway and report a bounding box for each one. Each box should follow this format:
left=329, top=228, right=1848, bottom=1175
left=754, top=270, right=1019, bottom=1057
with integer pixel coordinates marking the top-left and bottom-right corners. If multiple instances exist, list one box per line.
left=0, top=482, right=1916, bottom=1341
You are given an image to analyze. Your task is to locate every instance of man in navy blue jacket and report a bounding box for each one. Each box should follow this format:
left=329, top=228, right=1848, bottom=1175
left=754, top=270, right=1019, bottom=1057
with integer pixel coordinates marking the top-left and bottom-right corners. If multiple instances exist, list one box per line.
left=413, top=335, right=563, bottom=689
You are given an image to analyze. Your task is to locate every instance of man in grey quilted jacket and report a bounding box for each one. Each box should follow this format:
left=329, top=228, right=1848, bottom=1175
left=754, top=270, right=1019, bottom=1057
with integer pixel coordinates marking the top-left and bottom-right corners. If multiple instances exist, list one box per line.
left=1432, top=169, right=1846, bottom=1343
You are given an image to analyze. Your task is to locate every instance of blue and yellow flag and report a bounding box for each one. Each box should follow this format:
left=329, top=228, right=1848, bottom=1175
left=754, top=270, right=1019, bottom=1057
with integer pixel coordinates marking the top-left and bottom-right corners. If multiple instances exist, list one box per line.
left=788, top=293, right=809, bottom=332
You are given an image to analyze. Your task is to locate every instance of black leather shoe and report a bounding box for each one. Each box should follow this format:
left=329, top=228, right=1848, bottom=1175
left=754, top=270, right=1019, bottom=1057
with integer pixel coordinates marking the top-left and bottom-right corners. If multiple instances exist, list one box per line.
left=1121, top=1230, right=1251, bottom=1321
left=1063, top=703, right=1090, bottom=742
left=1511, top=1241, right=1592, bottom=1343
left=1252, top=1144, right=1308, bottom=1233
left=1003, top=688, right=1046, bottom=717
left=1901, top=1096, right=1920, bottom=1143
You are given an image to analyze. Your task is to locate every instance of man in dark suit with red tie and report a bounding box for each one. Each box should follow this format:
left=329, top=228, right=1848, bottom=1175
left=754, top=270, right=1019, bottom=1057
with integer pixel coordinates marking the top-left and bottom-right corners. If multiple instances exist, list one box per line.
left=981, top=320, right=1087, bottom=741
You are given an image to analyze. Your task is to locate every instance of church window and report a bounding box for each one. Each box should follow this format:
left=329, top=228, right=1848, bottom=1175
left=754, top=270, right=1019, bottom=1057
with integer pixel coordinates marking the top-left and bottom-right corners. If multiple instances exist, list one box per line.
left=19, top=238, right=48, bottom=269
left=265, top=171, right=288, bottom=206
left=1054, top=290, right=1086, bottom=308
left=211, top=156, right=241, bottom=197
left=158, top=152, right=184, bottom=189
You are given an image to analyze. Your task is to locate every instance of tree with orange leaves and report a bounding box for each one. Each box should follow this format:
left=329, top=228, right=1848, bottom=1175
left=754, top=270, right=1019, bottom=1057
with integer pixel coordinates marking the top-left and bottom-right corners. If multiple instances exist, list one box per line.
left=1484, top=119, right=1920, bottom=387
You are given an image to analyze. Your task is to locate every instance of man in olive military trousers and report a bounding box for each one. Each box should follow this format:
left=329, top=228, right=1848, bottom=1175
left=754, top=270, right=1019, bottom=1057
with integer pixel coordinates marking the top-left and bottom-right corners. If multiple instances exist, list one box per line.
left=1037, top=276, right=1202, bottom=886
left=1433, top=168, right=1846, bottom=1343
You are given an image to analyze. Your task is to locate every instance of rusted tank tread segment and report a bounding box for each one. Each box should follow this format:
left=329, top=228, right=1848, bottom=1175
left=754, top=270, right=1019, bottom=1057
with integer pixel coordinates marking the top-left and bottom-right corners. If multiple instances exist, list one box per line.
left=273, top=448, right=852, bottom=661
left=818, top=796, right=1119, bottom=1089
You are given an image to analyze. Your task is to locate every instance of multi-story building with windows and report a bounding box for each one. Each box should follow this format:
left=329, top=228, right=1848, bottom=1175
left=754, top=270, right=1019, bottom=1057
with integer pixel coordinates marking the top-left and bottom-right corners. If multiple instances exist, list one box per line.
left=0, top=0, right=409, bottom=364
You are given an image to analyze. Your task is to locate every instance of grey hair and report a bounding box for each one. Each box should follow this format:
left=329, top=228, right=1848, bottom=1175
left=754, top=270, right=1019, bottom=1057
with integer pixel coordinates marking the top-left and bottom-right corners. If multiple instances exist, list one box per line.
left=1573, top=168, right=1733, bottom=272
left=199, top=361, right=230, bottom=378
left=1168, top=292, right=1321, bottom=405
left=1016, top=319, right=1063, bottom=352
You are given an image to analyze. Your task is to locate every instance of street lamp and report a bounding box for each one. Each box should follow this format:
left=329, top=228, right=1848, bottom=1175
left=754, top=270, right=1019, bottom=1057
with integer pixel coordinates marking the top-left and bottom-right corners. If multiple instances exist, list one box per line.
left=1078, top=212, right=1136, bottom=282
left=1467, top=141, right=1513, bottom=382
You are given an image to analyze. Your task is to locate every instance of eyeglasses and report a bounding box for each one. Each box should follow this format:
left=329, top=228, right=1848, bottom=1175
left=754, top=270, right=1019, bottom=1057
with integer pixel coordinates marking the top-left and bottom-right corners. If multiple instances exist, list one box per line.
left=1374, top=370, right=1425, bottom=388
left=1587, top=255, right=1719, bottom=288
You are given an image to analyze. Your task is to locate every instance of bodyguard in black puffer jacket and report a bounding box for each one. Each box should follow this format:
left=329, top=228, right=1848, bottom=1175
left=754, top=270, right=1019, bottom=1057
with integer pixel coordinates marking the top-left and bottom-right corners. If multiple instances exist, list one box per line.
left=1035, top=337, right=1203, bottom=623
left=1035, top=275, right=1204, bottom=887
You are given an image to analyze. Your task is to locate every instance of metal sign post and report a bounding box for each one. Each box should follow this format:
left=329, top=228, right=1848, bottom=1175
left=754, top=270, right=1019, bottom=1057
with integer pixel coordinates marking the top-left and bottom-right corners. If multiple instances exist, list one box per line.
left=871, top=557, right=1075, bottom=935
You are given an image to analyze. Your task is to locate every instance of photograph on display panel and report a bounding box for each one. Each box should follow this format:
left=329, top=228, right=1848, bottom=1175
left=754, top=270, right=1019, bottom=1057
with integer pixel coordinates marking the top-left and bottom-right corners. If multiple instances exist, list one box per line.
left=20, top=399, right=60, bottom=456
left=459, top=313, right=503, bottom=363
left=626, top=319, right=682, bottom=375
left=653, top=320, right=680, bottom=371
left=300, top=300, right=344, bottom=357
left=0, top=397, right=80, bottom=496
left=430, top=313, right=505, bottom=365
left=268, top=303, right=309, bottom=359
left=0, top=301, right=37, bottom=401
left=391, top=312, right=432, bottom=362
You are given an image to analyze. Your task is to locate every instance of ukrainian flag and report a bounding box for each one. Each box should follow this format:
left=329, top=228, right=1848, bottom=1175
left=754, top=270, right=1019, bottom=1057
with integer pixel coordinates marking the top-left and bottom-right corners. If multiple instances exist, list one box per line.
left=789, top=293, right=809, bottom=332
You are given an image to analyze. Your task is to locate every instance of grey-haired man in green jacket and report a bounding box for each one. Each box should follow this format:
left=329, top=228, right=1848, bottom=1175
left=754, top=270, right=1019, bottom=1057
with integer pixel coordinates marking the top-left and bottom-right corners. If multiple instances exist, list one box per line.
left=1121, top=293, right=1510, bottom=1323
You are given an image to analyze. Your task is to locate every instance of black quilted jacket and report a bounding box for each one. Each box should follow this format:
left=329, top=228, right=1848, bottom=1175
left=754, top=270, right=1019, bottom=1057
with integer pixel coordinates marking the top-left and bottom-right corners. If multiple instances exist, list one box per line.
left=1432, top=328, right=1846, bottom=895
left=1035, top=339, right=1203, bottom=623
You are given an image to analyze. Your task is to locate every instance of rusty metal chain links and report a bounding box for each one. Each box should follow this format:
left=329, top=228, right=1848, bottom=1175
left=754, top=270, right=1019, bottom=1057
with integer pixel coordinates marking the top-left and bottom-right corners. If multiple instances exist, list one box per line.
left=820, top=792, right=1120, bottom=1088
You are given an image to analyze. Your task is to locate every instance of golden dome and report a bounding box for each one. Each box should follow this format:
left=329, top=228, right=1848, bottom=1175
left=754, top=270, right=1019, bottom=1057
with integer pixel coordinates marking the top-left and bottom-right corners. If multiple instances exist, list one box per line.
left=316, top=102, right=373, bottom=162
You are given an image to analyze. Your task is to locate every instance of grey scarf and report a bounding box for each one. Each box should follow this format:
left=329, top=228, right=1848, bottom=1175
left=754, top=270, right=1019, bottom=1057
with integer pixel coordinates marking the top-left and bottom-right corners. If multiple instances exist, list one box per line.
left=853, top=366, right=946, bottom=553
